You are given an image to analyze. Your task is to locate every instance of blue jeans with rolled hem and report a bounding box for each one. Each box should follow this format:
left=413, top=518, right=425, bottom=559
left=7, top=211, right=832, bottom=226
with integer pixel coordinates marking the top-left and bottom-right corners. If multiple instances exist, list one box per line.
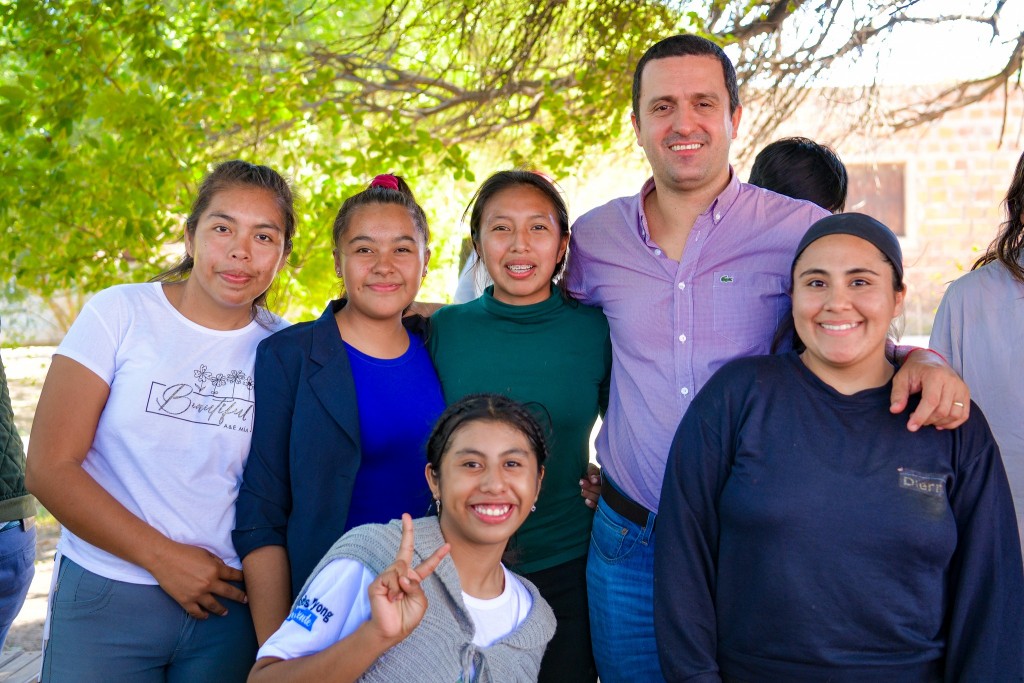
left=42, top=556, right=257, bottom=683
left=0, top=522, right=36, bottom=651
left=587, top=494, right=665, bottom=683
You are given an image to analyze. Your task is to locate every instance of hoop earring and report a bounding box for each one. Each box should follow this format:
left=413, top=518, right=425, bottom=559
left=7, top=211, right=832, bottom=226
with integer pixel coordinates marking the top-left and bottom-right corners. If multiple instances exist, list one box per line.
left=531, top=504, right=537, bottom=512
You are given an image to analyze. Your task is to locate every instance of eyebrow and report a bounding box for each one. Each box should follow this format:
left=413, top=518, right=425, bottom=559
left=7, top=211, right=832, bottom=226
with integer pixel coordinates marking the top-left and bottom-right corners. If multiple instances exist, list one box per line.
left=487, top=213, right=551, bottom=222
left=647, top=92, right=721, bottom=107
left=346, top=234, right=418, bottom=245
left=451, top=447, right=532, bottom=457
left=797, top=266, right=883, bottom=278
left=207, top=212, right=282, bottom=232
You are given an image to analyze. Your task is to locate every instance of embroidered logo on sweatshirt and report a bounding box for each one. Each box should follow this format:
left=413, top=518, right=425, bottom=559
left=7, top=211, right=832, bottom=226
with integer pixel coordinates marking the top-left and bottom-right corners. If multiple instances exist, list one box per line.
left=897, top=468, right=947, bottom=497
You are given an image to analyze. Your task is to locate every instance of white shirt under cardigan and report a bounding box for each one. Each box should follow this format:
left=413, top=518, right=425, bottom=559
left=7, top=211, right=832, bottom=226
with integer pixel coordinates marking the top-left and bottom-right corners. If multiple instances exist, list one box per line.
left=54, top=283, right=288, bottom=584
left=259, top=559, right=532, bottom=661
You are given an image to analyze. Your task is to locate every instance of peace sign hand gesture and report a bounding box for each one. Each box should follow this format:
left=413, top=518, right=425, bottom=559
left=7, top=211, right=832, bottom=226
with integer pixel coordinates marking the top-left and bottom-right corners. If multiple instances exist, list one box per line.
left=367, top=513, right=451, bottom=646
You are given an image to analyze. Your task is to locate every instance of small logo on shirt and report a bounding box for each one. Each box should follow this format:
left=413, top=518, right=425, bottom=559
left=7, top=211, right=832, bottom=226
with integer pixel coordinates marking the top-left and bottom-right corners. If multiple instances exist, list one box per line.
left=719, top=275, right=734, bottom=283
left=286, top=594, right=334, bottom=631
left=897, top=468, right=946, bottom=497
left=285, top=607, right=317, bottom=631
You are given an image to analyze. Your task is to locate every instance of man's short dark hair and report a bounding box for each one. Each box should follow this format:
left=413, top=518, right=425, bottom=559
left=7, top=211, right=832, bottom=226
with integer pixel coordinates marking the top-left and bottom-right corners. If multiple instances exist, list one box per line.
left=748, top=137, right=848, bottom=213
left=632, top=34, right=740, bottom=119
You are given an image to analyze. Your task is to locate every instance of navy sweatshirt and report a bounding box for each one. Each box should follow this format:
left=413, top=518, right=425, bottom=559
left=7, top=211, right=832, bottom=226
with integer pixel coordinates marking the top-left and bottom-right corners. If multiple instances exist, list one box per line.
left=654, top=352, right=1024, bottom=682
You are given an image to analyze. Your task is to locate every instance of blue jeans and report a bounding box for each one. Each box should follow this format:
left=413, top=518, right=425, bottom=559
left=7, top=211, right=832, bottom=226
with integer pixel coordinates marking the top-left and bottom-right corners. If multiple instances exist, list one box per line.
left=0, top=521, right=36, bottom=651
left=587, top=493, right=665, bottom=683
left=42, top=557, right=256, bottom=682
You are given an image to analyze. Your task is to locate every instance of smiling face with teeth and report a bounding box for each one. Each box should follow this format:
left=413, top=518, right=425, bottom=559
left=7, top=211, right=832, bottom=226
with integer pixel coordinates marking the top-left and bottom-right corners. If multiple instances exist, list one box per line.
left=632, top=54, right=742, bottom=199
left=475, top=184, right=568, bottom=306
left=792, top=233, right=906, bottom=393
left=426, top=418, right=544, bottom=553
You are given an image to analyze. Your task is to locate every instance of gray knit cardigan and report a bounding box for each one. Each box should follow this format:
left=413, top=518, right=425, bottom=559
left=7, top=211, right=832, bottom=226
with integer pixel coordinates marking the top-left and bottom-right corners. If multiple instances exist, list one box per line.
left=296, top=516, right=555, bottom=682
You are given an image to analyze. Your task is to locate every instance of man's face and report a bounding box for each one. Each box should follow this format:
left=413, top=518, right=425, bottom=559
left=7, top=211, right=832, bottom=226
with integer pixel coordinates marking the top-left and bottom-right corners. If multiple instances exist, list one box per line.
left=632, top=55, right=742, bottom=197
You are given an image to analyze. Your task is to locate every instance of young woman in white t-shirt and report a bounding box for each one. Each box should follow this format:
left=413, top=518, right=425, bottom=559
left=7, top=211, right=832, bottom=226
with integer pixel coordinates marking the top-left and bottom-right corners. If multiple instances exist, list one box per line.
left=248, top=394, right=557, bottom=683
left=26, top=160, right=295, bottom=682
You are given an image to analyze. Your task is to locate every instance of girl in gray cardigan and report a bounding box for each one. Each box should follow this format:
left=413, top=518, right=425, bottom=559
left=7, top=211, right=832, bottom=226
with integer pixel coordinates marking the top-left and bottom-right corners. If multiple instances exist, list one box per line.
left=249, top=394, right=556, bottom=682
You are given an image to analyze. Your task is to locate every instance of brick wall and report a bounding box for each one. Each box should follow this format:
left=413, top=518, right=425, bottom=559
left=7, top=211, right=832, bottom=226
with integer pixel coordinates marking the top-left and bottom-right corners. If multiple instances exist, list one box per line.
left=752, top=86, right=1024, bottom=336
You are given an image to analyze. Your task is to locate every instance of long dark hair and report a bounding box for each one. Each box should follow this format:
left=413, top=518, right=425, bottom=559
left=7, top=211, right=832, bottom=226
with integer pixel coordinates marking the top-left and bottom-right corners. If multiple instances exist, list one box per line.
left=152, top=160, right=295, bottom=315
left=973, top=150, right=1024, bottom=284
left=464, top=169, right=571, bottom=297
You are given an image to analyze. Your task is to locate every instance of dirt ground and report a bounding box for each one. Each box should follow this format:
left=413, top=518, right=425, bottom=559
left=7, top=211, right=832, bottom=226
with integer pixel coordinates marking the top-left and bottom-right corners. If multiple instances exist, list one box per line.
left=2, top=346, right=58, bottom=655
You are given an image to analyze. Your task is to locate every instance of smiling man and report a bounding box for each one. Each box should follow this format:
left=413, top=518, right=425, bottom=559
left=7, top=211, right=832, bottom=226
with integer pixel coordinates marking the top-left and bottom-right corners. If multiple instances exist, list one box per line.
left=565, top=34, right=969, bottom=682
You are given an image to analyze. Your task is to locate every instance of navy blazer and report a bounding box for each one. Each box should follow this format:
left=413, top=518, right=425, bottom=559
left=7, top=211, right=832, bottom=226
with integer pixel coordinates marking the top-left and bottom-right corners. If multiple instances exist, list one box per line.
left=233, top=300, right=429, bottom=598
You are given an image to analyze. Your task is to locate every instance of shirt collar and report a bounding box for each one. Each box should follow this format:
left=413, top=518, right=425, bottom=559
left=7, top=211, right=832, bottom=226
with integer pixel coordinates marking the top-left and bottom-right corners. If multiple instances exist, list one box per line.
left=636, top=167, right=740, bottom=243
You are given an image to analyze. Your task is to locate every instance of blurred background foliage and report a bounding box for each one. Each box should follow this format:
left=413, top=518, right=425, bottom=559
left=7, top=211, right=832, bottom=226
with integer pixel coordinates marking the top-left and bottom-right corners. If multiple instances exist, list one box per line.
left=1, top=0, right=1020, bottom=327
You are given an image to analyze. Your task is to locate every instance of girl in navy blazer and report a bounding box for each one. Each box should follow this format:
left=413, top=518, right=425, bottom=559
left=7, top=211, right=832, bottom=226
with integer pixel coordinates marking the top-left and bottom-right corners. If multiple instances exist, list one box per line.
left=233, top=175, right=445, bottom=644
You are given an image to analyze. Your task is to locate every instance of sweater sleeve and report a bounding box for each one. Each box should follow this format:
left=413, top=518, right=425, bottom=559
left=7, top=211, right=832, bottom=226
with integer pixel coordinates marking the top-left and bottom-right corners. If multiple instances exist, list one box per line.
left=655, top=385, right=733, bottom=683
left=943, top=408, right=1024, bottom=681
left=233, top=339, right=297, bottom=558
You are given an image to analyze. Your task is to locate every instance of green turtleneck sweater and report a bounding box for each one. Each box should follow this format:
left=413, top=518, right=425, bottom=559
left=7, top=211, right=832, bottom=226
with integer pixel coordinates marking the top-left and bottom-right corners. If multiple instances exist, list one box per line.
left=429, top=286, right=611, bottom=573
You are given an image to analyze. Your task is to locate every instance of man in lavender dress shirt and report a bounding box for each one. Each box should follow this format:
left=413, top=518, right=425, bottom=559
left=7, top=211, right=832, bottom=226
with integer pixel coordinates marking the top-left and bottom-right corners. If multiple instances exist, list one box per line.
left=566, top=34, right=971, bottom=682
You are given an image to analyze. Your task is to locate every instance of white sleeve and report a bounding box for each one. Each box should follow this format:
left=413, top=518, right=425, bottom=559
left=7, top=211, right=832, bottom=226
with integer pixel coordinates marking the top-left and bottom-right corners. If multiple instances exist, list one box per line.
left=257, top=558, right=376, bottom=661
left=453, top=252, right=490, bottom=304
left=55, top=287, right=125, bottom=385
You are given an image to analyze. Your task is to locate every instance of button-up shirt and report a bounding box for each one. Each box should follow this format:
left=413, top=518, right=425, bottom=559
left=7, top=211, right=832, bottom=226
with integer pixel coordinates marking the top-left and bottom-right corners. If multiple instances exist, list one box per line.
left=566, top=172, right=828, bottom=512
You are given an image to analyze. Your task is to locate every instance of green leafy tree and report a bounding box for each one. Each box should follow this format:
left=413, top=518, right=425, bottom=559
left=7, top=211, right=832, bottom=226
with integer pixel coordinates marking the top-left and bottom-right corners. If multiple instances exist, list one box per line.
left=2, top=0, right=1020, bottom=327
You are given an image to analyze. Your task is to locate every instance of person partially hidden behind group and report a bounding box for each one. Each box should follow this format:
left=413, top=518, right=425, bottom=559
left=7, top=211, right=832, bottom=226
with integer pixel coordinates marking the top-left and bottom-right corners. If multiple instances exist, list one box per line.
left=655, top=213, right=1024, bottom=681
left=248, top=394, right=556, bottom=683
left=747, top=136, right=848, bottom=214
left=931, top=148, right=1024, bottom=557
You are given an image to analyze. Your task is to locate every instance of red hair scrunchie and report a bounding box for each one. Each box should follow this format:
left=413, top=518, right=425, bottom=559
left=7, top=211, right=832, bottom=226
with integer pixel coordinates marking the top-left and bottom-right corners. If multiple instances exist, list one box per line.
left=370, top=174, right=400, bottom=191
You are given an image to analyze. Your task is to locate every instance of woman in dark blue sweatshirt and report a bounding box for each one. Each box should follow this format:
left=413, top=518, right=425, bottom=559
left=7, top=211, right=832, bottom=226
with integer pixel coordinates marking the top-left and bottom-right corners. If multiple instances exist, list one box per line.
left=654, top=214, right=1024, bottom=682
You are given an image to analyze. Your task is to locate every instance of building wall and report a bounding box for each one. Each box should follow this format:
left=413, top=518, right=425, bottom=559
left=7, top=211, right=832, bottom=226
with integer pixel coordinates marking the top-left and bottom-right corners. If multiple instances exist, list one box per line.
left=756, top=87, right=1024, bottom=336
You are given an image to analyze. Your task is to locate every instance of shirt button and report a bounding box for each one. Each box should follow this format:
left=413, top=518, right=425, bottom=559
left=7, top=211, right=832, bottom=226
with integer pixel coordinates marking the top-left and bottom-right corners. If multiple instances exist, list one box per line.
left=714, top=212, right=722, bottom=221
left=677, top=282, right=685, bottom=290
left=654, top=249, right=662, bottom=256
left=680, top=387, right=689, bottom=395
left=678, top=334, right=686, bottom=343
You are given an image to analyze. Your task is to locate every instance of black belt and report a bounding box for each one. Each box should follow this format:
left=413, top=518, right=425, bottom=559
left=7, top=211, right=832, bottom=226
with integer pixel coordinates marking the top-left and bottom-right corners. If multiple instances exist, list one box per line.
left=602, top=482, right=654, bottom=529
left=0, top=517, right=34, bottom=533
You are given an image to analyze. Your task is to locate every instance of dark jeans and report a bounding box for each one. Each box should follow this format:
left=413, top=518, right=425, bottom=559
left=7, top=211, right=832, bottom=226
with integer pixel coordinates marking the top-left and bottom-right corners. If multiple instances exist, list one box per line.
left=522, top=554, right=597, bottom=683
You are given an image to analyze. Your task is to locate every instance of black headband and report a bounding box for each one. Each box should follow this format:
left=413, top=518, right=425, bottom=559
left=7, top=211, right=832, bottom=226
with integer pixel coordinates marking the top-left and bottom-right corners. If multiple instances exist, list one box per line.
left=792, top=213, right=903, bottom=280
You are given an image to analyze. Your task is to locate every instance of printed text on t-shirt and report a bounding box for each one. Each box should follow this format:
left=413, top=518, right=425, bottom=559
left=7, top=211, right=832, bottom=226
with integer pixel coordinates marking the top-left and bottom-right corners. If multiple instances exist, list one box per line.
left=145, top=364, right=255, bottom=430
